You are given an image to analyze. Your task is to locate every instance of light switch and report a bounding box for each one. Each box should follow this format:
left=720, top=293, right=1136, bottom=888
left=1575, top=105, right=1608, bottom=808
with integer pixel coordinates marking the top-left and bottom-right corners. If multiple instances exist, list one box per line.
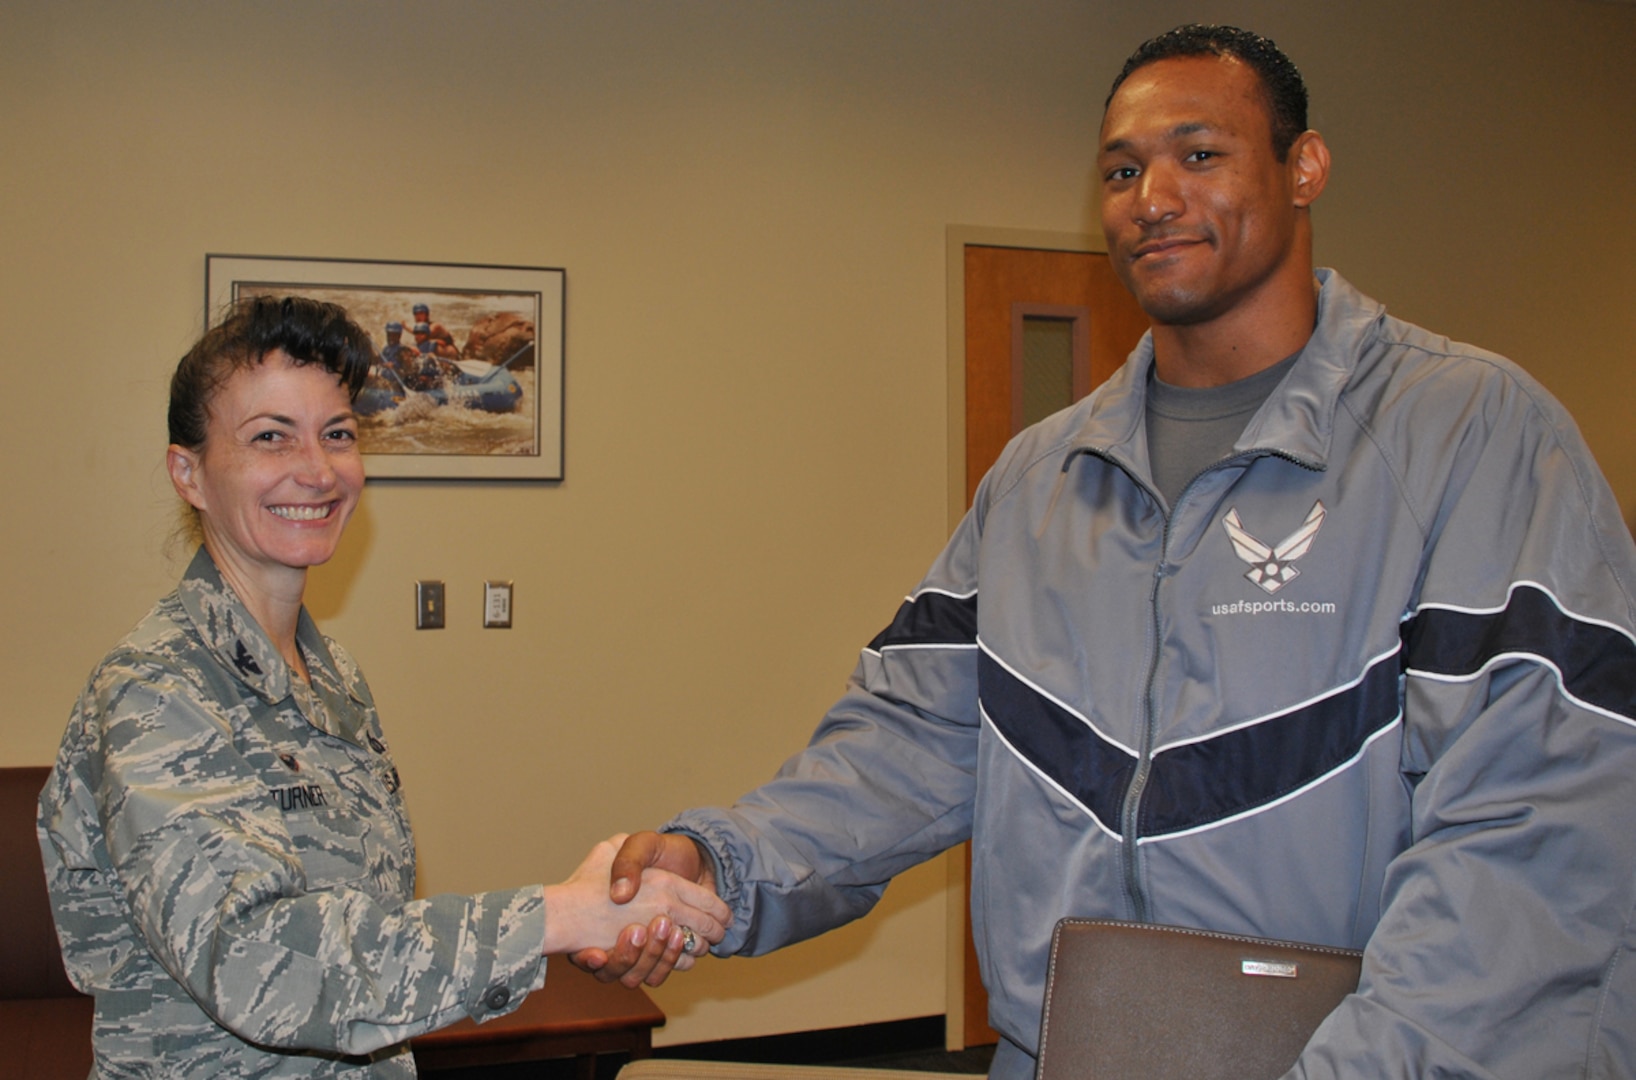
left=484, top=581, right=513, bottom=628
left=416, top=581, right=446, bottom=629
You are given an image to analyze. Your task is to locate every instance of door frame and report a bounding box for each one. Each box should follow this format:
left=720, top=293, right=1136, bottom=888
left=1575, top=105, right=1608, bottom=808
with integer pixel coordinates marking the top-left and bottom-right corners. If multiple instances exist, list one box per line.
left=943, top=224, right=1112, bottom=534
left=939, top=223, right=1113, bottom=1048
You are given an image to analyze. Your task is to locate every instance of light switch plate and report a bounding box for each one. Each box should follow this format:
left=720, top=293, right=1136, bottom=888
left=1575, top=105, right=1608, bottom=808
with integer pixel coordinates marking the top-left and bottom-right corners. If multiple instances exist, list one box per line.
left=483, top=581, right=513, bottom=628
left=416, top=581, right=446, bottom=629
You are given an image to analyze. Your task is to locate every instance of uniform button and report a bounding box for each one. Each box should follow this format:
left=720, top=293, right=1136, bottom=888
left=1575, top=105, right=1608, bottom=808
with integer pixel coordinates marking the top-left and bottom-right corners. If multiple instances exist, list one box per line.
left=485, top=986, right=511, bottom=1010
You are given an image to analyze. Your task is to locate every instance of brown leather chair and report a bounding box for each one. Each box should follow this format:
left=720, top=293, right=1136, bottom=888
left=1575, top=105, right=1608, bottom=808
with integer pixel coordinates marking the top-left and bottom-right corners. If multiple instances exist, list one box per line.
left=1, top=765, right=94, bottom=1080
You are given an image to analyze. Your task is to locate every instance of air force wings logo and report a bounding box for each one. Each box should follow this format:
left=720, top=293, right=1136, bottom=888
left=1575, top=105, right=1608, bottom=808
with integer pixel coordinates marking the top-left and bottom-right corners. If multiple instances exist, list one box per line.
left=1222, top=501, right=1326, bottom=594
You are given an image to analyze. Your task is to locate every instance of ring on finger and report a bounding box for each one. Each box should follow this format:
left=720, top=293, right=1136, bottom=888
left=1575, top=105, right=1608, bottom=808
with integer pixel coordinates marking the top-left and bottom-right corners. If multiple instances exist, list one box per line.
left=679, top=926, right=698, bottom=955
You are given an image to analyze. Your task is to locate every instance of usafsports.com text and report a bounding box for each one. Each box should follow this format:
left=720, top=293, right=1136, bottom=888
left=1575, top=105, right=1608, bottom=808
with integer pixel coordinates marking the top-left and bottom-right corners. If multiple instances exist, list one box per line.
left=1210, top=598, right=1338, bottom=616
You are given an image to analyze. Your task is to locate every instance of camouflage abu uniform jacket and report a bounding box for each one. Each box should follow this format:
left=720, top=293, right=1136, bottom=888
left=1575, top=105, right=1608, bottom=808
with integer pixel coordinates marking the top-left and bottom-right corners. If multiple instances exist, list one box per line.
left=37, top=548, right=546, bottom=1078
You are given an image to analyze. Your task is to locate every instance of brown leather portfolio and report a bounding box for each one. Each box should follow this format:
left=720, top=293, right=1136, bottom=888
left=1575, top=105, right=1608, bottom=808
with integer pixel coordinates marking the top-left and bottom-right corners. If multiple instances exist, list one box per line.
left=1035, top=919, right=1363, bottom=1080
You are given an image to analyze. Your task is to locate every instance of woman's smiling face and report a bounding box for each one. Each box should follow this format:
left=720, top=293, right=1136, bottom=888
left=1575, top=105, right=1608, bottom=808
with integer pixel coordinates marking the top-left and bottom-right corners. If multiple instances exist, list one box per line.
left=169, top=350, right=363, bottom=594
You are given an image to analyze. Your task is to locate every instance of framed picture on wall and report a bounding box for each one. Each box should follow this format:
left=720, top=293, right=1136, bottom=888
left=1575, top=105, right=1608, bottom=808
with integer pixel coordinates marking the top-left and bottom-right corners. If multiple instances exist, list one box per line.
left=206, top=254, right=564, bottom=480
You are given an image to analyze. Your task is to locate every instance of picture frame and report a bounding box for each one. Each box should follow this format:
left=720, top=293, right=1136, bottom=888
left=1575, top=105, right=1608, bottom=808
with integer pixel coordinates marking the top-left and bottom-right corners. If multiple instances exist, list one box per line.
left=206, top=254, right=564, bottom=480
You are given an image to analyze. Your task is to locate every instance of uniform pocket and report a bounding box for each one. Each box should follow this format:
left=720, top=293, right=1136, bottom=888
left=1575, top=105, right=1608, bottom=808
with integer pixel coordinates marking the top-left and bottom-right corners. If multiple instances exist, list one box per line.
left=285, top=804, right=373, bottom=890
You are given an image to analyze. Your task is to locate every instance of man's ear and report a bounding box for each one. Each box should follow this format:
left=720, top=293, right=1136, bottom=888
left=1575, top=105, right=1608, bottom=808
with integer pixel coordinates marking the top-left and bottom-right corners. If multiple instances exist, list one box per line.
left=167, top=445, right=207, bottom=511
left=1289, top=130, right=1331, bottom=208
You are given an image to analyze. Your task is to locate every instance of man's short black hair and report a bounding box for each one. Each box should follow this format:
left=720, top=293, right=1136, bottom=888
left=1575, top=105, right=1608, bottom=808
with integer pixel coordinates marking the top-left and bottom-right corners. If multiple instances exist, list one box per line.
left=1106, top=24, right=1309, bottom=161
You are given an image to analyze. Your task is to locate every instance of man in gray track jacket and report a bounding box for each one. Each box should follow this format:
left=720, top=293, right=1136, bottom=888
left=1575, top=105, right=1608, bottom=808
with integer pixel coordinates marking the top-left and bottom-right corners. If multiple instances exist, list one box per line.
left=583, top=25, right=1636, bottom=1079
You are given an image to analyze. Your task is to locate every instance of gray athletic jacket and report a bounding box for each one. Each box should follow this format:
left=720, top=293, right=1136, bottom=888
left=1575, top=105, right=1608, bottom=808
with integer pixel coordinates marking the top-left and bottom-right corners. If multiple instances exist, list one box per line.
left=669, top=270, right=1636, bottom=1079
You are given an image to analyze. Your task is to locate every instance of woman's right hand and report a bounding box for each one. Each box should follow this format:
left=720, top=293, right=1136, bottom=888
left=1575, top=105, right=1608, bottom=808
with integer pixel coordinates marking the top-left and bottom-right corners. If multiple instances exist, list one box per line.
left=543, top=834, right=730, bottom=986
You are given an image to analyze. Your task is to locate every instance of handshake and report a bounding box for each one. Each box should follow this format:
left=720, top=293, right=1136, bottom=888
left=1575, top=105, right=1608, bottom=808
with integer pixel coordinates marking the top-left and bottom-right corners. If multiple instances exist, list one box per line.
left=548, top=831, right=727, bottom=988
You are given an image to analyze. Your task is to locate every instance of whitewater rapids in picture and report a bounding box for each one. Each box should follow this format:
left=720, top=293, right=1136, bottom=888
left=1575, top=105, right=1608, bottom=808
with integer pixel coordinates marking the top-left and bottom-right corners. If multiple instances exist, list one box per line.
left=360, top=367, right=538, bottom=456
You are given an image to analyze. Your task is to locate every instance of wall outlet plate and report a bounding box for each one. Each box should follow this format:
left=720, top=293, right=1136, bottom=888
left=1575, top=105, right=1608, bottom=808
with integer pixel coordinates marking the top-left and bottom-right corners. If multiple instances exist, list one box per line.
left=416, top=581, right=446, bottom=629
left=484, top=581, right=513, bottom=628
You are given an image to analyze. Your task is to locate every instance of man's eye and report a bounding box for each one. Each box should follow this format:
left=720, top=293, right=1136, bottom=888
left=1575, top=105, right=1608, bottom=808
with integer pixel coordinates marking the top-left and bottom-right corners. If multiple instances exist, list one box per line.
left=1186, top=150, right=1218, bottom=163
left=1105, top=166, right=1139, bottom=182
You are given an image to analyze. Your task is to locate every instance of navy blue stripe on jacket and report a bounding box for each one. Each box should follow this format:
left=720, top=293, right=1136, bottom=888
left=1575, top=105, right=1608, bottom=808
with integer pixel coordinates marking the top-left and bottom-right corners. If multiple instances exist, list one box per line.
left=979, top=647, right=1135, bottom=835
left=866, top=589, right=979, bottom=653
left=1402, top=582, right=1636, bottom=726
left=980, top=646, right=1402, bottom=840
left=1141, top=654, right=1401, bottom=839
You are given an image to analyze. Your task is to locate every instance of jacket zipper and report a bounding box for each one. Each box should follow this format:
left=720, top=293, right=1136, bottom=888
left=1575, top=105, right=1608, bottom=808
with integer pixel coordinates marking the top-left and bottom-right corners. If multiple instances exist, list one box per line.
left=1116, top=449, right=1315, bottom=920
left=1122, top=473, right=1185, bottom=923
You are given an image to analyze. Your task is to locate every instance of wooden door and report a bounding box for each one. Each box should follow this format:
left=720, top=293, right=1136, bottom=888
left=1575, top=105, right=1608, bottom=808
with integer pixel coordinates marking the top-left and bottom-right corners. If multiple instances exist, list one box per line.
left=958, top=244, right=1148, bottom=1046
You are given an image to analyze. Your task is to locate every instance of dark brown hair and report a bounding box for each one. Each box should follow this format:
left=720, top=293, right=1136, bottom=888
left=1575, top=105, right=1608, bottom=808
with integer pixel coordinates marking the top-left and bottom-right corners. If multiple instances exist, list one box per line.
left=168, top=295, right=374, bottom=450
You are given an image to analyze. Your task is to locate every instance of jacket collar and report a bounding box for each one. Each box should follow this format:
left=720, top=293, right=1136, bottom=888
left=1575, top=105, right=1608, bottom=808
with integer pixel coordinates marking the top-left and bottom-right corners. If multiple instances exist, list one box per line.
left=175, top=546, right=369, bottom=744
left=1061, top=269, right=1386, bottom=474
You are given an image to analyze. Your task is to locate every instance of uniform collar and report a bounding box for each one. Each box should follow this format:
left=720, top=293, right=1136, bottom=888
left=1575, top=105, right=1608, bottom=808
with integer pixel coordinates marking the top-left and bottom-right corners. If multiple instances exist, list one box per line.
left=1061, top=269, right=1386, bottom=474
left=176, top=547, right=370, bottom=743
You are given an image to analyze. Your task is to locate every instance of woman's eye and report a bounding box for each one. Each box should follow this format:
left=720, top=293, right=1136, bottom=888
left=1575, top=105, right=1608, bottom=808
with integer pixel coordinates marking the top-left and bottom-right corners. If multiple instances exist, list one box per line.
left=325, top=428, right=358, bottom=444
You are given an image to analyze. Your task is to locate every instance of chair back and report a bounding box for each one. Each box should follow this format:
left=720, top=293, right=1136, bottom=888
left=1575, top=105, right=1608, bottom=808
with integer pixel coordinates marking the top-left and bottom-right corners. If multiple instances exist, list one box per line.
left=0, top=766, right=81, bottom=999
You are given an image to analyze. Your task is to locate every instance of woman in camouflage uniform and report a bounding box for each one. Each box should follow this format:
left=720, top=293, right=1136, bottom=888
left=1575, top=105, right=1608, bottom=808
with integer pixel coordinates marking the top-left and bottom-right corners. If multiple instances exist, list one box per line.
left=37, top=296, right=728, bottom=1078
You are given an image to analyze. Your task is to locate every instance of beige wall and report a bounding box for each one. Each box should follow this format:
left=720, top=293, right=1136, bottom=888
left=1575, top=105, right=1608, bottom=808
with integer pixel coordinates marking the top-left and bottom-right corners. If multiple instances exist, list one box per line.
left=4, top=0, right=1633, bottom=1048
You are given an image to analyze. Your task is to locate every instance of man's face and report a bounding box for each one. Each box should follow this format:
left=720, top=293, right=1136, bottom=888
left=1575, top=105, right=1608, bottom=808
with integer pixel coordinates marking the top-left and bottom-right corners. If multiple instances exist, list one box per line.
left=1098, top=55, right=1305, bottom=327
